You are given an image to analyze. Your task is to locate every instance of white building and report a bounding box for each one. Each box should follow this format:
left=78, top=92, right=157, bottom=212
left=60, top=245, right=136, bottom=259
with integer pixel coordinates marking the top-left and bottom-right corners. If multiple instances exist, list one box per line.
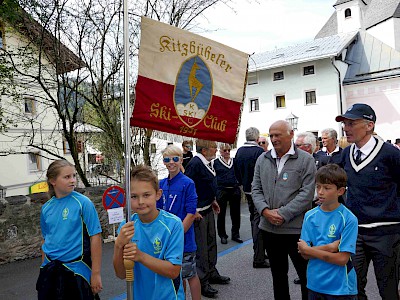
left=239, top=0, right=400, bottom=146
left=0, top=9, right=83, bottom=196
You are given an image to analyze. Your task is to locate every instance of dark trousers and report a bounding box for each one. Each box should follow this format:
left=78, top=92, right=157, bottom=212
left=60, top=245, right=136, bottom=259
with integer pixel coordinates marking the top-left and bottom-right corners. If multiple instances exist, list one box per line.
left=194, top=207, right=219, bottom=287
left=246, top=193, right=266, bottom=263
left=263, top=230, right=308, bottom=300
left=216, top=187, right=241, bottom=238
left=36, top=260, right=97, bottom=300
left=352, top=233, right=400, bottom=300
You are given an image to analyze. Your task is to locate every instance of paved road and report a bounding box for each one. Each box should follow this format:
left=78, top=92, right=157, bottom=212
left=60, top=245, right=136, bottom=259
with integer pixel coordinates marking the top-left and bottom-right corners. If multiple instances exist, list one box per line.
left=0, top=202, right=380, bottom=300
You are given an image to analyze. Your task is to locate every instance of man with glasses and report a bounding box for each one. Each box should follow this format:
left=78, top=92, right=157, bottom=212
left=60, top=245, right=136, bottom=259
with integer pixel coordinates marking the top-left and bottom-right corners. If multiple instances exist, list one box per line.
left=213, top=143, right=242, bottom=244
left=295, top=132, right=329, bottom=170
left=234, top=127, right=270, bottom=268
left=258, top=135, right=269, bottom=151
left=336, top=103, right=400, bottom=300
left=295, top=132, right=315, bottom=154
left=181, top=140, right=193, bottom=171
left=185, top=139, right=230, bottom=298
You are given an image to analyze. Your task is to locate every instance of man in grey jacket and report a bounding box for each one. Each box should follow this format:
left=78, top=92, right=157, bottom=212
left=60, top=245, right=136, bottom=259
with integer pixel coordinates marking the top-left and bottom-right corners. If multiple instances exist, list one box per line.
left=252, top=120, right=316, bottom=300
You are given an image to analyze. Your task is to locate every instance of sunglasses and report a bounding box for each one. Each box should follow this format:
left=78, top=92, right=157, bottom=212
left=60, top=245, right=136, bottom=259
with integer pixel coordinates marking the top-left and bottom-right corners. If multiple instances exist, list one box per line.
left=163, top=156, right=180, bottom=163
left=222, top=149, right=231, bottom=153
left=258, top=141, right=266, bottom=145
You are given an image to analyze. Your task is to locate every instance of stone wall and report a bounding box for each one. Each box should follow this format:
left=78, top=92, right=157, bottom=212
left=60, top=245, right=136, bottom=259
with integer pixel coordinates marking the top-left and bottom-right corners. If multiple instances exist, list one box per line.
left=0, top=186, right=117, bottom=265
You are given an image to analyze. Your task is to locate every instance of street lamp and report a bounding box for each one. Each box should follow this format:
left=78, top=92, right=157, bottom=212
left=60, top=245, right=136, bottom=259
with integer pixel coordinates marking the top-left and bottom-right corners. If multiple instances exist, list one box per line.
left=285, top=112, right=299, bottom=131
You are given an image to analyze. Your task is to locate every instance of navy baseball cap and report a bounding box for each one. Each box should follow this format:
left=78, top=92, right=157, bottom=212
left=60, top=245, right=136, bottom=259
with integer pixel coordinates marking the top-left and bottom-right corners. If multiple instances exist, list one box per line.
left=335, top=103, right=376, bottom=122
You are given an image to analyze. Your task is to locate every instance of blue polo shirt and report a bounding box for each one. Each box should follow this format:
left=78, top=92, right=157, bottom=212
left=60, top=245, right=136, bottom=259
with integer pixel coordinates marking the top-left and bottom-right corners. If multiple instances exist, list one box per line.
left=158, top=171, right=197, bottom=253
left=118, top=210, right=185, bottom=300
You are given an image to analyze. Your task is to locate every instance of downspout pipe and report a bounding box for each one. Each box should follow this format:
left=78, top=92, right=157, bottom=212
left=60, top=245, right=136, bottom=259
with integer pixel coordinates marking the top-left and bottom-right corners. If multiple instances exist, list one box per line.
left=331, top=57, right=344, bottom=135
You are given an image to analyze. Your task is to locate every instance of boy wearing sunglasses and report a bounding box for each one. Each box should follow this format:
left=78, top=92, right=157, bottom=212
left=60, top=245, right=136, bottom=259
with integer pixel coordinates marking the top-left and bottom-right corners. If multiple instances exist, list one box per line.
left=157, top=145, right=201, bottom=300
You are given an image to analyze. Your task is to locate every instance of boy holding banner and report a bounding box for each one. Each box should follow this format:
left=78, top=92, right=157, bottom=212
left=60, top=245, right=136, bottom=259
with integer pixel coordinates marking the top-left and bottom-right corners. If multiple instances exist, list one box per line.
left=113, top=165, right=185, bottom=300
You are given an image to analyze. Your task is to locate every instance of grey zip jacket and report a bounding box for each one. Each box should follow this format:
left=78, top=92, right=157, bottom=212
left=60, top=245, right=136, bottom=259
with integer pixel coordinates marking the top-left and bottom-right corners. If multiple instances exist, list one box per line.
left=252, top=148, right=316, bottom=234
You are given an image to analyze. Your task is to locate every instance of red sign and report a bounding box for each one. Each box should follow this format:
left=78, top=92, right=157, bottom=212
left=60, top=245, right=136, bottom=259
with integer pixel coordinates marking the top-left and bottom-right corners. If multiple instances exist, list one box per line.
left=102, top=186, right=126, bottom=210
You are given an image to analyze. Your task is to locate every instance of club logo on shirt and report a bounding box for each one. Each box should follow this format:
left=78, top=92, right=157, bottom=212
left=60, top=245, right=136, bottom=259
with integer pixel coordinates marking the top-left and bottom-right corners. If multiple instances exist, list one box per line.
left=153, top=237, right=162, bottom=254
left=328, top=224, right=337, bottom=238
left=62, top=208, right=69, bottom=220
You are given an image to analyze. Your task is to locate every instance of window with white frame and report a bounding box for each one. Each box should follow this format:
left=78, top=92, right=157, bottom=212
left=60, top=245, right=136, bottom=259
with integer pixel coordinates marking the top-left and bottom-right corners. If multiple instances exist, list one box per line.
left=250, top=98, right=259, bottom=112
left=303, top=65, right=315, bottom=76
left=24, top=96, right=36, bottom=114
left=305, top=90, right=317, bottom=105
left=28, top=152, right=42, bottom=172
left=247, top=73, right=258, bottom=85
left=275, top=95, right=286, bottom=108
left=345, top=8, right=351, bottom=18
left=273, top=71, right=284, bottom=81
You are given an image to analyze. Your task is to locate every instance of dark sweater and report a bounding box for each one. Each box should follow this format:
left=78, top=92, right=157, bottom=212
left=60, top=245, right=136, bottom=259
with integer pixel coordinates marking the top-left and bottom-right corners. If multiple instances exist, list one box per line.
left=234, top=142, right=264, bottom=193
left=185, top=156, right=217, bottom=208
left=213, top=157, right=239, bottom=191
left=341, top=139, right=400, bottom=235
left=314, top=147, right=343, bottom=166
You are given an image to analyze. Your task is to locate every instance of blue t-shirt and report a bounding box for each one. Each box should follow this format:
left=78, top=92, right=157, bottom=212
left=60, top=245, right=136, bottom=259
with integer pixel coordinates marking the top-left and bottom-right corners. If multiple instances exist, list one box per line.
left=40, top=191, right=102, bottom=283
left=158, top=172, right=197, bottom=253
left=301, top=204, right=358, bottom=296
left=118, top=210, right=185, bottom=300
left=41, top=191, right=102, bottom=261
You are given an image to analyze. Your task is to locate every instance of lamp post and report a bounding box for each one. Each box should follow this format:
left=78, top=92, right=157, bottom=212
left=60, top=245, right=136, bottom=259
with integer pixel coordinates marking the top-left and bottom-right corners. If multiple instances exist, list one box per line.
left=285, top=112, right=299, bottom=131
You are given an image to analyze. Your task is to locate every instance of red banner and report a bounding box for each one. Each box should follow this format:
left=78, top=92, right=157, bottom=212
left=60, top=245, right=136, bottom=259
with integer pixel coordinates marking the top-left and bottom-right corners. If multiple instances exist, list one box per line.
left=131, top=17, right=249, bottom=144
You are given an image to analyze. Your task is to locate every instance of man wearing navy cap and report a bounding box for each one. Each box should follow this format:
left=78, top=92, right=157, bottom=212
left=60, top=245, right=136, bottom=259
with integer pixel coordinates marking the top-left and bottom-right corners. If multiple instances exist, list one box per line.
left=336, top=103, right=400, bottom=300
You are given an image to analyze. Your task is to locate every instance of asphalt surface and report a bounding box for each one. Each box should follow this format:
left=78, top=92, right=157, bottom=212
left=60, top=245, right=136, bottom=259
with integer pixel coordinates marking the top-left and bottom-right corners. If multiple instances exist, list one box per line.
left=0, top=202, right=380, bottom=300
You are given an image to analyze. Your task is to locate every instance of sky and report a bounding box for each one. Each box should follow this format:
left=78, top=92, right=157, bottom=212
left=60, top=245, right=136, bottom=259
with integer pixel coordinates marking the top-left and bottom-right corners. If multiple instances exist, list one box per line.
left=196, top=0, right=337, bottom=55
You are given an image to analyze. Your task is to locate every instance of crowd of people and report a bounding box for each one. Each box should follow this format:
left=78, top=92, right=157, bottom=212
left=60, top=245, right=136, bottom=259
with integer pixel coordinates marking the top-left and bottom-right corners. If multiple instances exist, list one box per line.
left=36, top=102, right=400, bottom=300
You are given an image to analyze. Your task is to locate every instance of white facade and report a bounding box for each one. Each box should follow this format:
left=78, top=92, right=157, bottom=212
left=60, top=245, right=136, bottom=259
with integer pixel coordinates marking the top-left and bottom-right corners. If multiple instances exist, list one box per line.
left=238, top=58, right=346, bottom=146
left=367, top=18, right=400, bottom=51
left=344, top=78, right=400, bottom=142
left=238, top=0, right=400, bottom=148
left=0, top=22, right=72, bottom=196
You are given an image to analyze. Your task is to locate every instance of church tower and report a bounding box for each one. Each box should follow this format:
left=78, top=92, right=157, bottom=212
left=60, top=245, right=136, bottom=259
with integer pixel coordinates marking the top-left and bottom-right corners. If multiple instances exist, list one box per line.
left=334, top=0, right=367, bottom=34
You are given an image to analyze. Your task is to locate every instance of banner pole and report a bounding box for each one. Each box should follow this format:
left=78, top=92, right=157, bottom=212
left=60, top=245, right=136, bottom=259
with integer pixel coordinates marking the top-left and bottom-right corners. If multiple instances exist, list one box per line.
left=122, top=0, right=134, bottom=299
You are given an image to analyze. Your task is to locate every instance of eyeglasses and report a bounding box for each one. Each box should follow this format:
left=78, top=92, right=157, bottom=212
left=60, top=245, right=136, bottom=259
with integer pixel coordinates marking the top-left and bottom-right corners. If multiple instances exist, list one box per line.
left=184, top=145, right=191, bottom=149
left=222, top=149, right=231, bottom=153
left=258, top=141, right=266, bottom=145
left=341, top=120, right=368, bottom=128
left=295, top=143, right=310, bottom=147
left=163, top=156, right=180, bottom=163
